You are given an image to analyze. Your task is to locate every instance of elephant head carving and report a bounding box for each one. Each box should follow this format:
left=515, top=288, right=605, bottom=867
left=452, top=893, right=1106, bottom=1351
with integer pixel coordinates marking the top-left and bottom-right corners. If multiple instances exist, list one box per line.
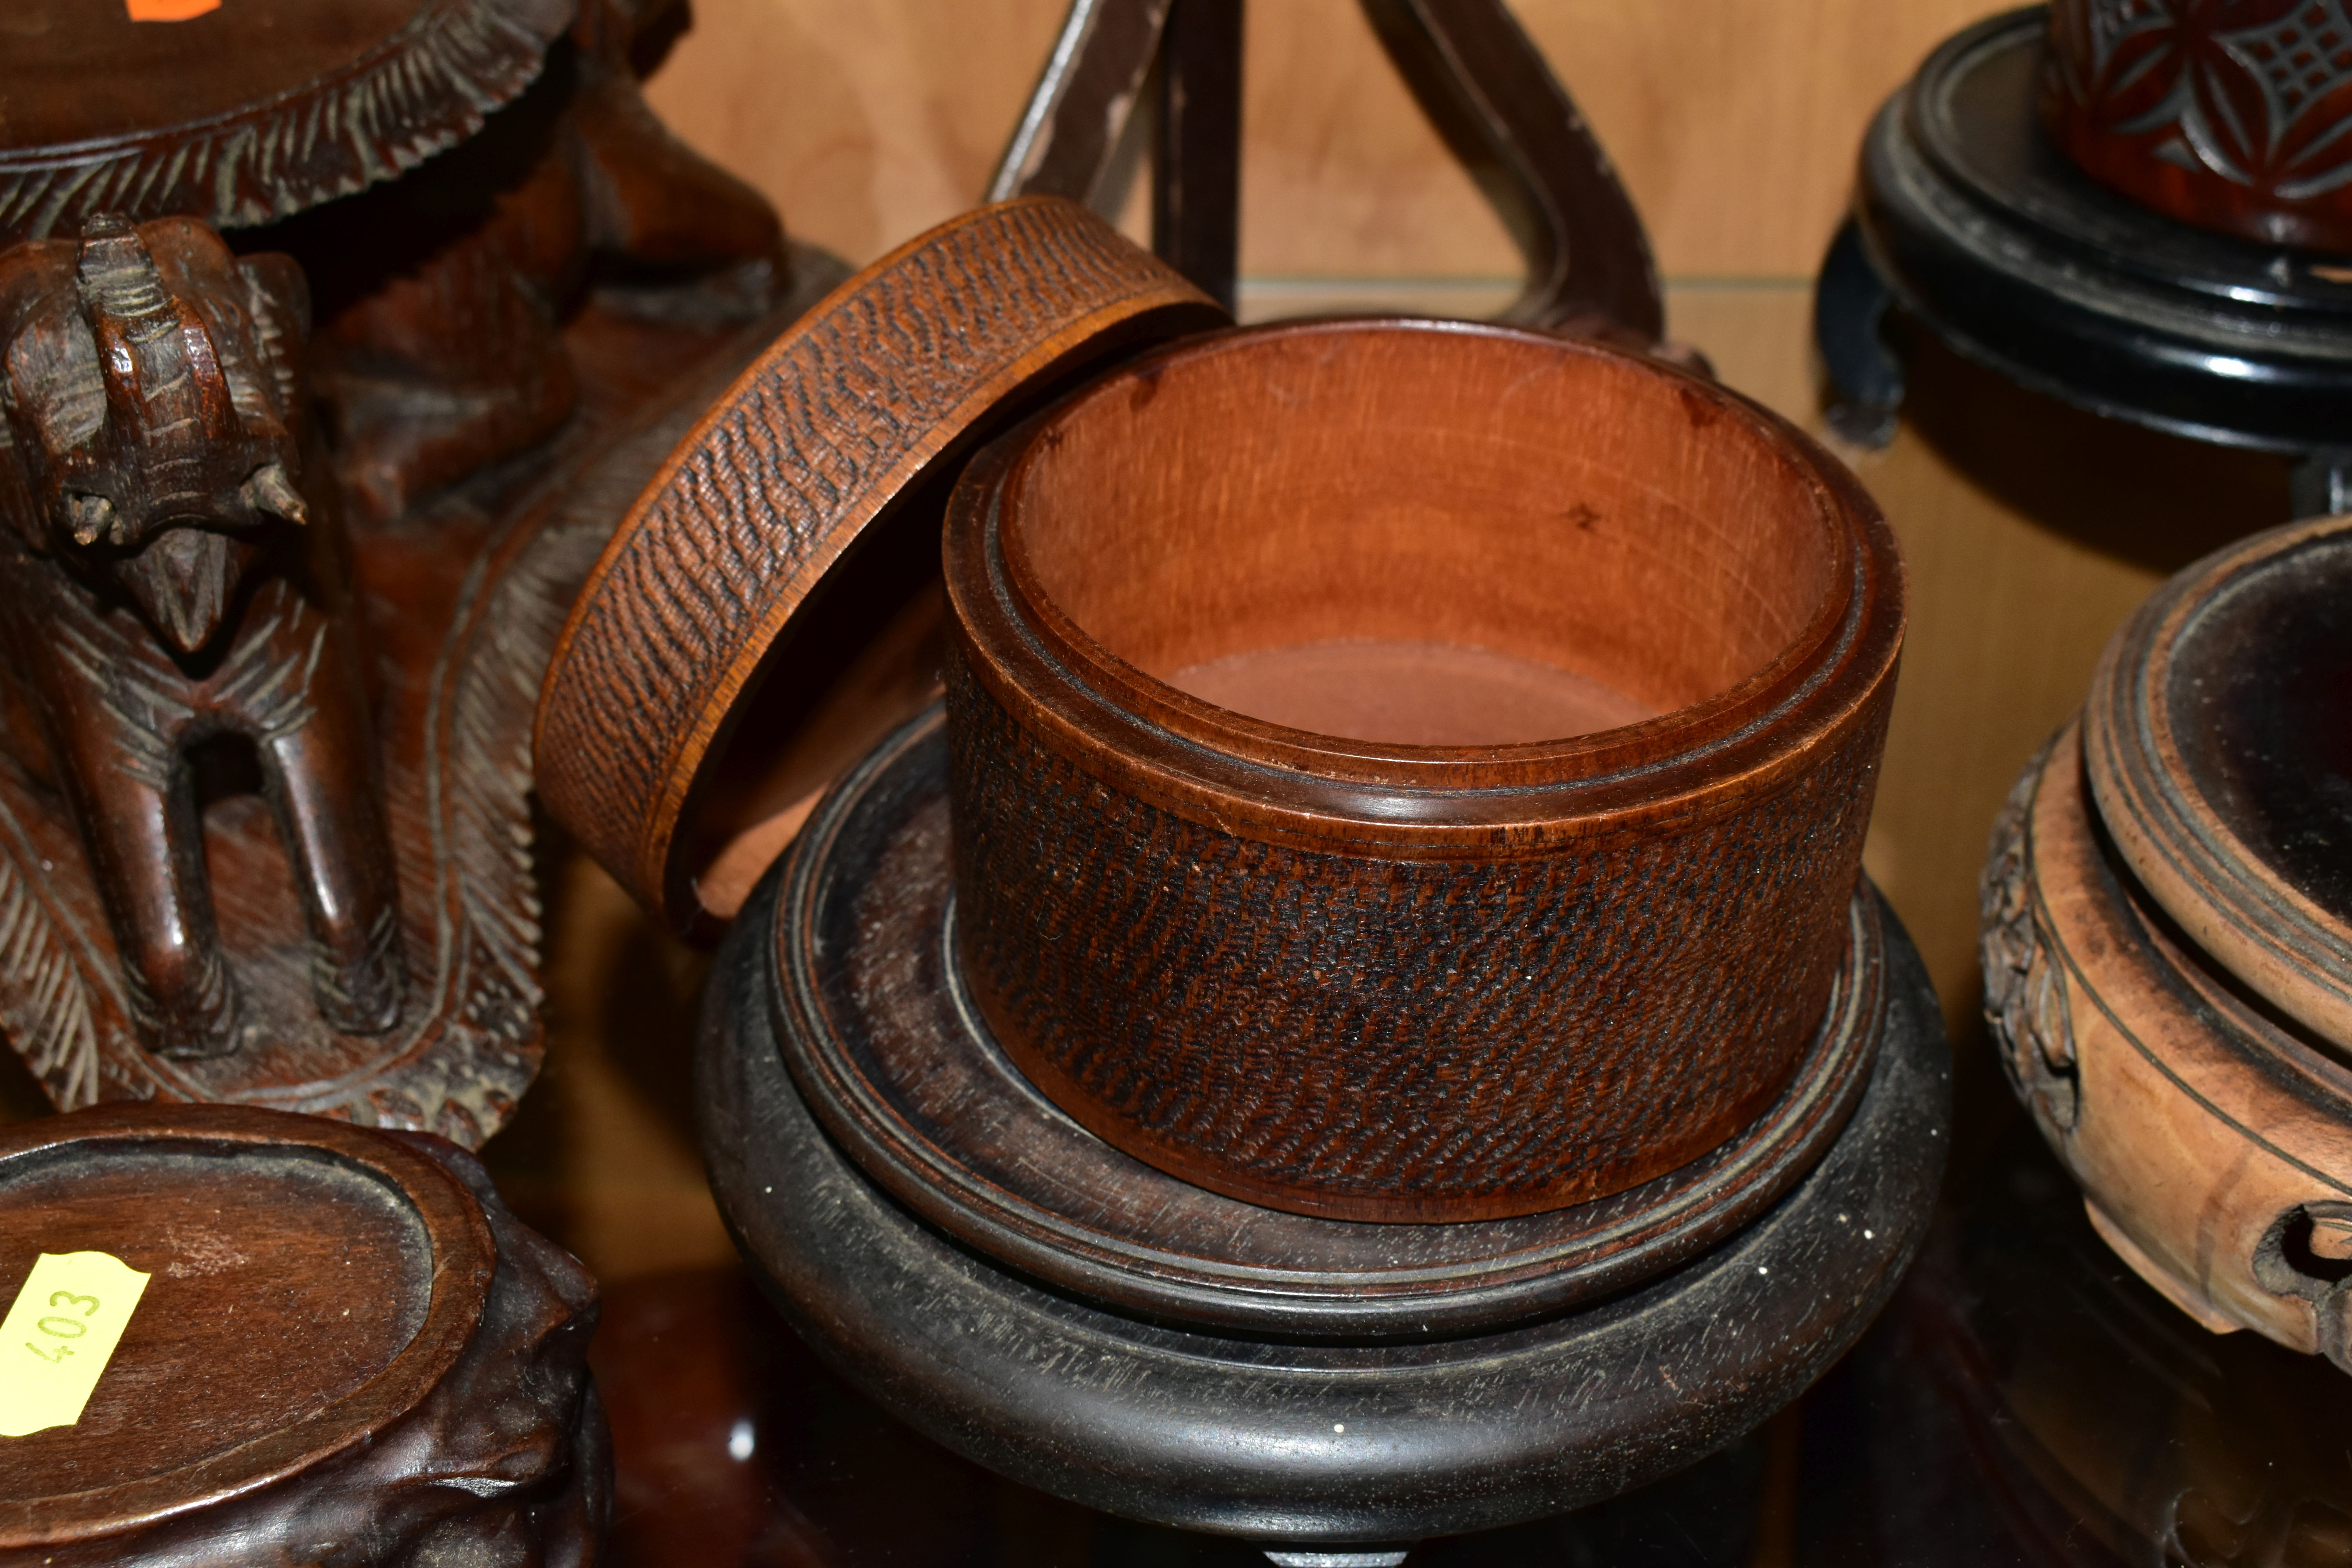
left=0, top=214, right=312, bottom=656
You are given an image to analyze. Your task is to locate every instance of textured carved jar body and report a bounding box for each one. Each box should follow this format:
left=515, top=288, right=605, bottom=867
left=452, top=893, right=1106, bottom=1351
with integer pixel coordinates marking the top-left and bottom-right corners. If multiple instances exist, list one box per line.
left=2043, top=0, right=2352, bottom=249
left=944, top=321, right=1905, bottom=1222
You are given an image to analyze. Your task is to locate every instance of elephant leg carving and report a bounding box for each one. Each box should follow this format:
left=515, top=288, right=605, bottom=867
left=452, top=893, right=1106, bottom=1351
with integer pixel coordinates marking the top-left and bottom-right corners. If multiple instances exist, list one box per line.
left=0, top=214, right=409, bottom=1059
left=245, top=599, right=405, bottom=1036
left=34, top=628, right=243, bottom=1059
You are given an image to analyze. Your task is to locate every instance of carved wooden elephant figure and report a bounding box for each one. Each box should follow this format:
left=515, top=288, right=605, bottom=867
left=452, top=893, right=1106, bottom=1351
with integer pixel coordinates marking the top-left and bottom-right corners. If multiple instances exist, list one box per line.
left=0, top=214, right=403, bottom=1059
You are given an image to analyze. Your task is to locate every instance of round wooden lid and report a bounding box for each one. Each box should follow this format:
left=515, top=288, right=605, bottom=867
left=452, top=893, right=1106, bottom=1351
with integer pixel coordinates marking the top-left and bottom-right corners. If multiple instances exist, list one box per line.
left=2083, top=514, right=2352, bottom=1049
left=0, top=1104, right=495, bottom=1548
left=0, top=0, right=570, bottom=241
left=532, top=196, right=1223, bottom=932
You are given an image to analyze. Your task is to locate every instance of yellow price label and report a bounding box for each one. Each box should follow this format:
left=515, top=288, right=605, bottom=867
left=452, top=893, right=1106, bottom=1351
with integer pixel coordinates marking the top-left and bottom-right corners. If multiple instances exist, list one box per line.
left=0, top=1252, right=151, bottom=1437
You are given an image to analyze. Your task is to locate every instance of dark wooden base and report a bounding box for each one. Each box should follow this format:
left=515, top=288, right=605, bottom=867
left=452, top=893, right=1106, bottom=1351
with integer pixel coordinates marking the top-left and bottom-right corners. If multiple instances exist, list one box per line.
left=698, top=723, right=1952, bottom=1548
left=1795, top=1123, right=2352, bottom=1567
left=771, top=708, right=1889, bottom=1338
left=590, top=1264, right=1783, bottom=1567
left=0, top=254, right=846, bottom=1140
left=1815, top=8, right=2352, bottom=484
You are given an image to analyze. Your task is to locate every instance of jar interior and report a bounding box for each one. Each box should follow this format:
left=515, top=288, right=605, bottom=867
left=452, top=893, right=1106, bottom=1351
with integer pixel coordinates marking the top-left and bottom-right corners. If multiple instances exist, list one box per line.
left=1010, top=325, right=1838, bottom=746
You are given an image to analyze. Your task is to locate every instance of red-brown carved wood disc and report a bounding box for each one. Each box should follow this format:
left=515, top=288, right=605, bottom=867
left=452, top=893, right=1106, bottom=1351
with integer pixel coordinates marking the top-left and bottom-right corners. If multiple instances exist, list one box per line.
left=2043, top=0, right=2352, bottom=251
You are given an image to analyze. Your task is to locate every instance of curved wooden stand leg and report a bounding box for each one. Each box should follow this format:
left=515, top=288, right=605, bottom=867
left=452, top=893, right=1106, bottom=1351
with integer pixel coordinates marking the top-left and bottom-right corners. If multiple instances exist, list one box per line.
left=989, top=0, right=1661, bottom=341
left=1813, top=220, right=1905, bottom=450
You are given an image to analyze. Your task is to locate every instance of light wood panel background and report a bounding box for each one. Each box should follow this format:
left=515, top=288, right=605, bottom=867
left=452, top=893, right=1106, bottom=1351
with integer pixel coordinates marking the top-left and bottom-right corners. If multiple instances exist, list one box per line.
left=2, top=2, right=2304, bottom=1292
left=642, top=0, right=2009, bottom=280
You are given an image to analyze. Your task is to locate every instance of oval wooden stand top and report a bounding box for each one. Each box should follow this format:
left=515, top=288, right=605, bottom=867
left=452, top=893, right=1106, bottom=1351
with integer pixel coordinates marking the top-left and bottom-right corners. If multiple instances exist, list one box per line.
left=771, top=707, right=1889, bottom=1337
left=0, top=1103, right=606, bottom=1564
left=534, top=196, right=1224, bottom=931
left=702, top=839, right=1951, bottom=1545
left=0, top=0, right=570, bottom=242
left=0, top=1105, right=490, bottom=1546
left=2085, top=514, right=2352, bottom=1051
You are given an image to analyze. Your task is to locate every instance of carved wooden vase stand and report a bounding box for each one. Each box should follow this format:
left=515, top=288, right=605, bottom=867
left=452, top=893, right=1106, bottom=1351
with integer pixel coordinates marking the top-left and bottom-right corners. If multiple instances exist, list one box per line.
left=1814, top=7, right=2352, bottom=505
left=535, top=197, right=1952, bottom=1557
left=0, top=0, right=829, bottom=1137
left=0, top=1103, right=606, bottom=1566
left=1985, top=513, right=2352, bottom=1369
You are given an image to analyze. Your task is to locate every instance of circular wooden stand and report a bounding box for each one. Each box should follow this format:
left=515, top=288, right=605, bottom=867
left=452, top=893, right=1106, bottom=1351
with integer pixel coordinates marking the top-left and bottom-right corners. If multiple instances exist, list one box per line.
left=1815, top=7, right=2352, bottom=501
left=699, top=713, right=1952, bottom=1557
left=0, top=1103, right=606, bottom=1566
left=1984, top=515, right=2352, bottom=1367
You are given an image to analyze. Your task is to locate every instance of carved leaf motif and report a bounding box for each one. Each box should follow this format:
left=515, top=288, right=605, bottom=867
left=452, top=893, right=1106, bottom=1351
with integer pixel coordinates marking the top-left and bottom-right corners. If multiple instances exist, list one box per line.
left=0, top=815, right=102, bottom=1109
left=1982, top=739, right=2081, bottom=1132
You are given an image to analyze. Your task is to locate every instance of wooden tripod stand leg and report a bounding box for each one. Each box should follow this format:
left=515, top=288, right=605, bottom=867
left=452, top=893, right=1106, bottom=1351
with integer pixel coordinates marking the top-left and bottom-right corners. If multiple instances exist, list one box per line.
left=988, top=0, right=1661, bottom=341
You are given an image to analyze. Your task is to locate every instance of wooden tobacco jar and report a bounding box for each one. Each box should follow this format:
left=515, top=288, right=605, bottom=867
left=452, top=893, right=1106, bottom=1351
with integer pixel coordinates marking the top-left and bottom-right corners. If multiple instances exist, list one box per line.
left=940, top=318, right=1904, bottom=1221
left=1985, top=514, right=2352, bottom=1369
left=536, top=194, right=1952, bottom=1551
left=0, top=1102, right=606, bottom=1566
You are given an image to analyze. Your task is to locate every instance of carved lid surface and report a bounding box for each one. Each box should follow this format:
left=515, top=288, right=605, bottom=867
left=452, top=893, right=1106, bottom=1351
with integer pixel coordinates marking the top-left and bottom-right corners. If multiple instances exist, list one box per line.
left=534, top=196, right=1223, bottom=931
left=0, top=0, right=571, bottom=241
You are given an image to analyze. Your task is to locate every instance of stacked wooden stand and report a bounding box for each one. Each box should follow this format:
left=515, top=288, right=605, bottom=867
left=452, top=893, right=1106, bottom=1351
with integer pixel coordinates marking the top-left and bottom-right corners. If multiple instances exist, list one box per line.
left=532, top=193, right=1951, bottom=1558
left=1986, top=515, right=2352, bottom=1368
left=0, top=3, right=1965, bottom=1560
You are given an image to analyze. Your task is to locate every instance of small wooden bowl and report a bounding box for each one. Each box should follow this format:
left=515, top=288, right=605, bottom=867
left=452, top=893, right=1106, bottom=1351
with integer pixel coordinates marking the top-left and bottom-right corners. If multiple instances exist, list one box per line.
left=944, top=319, right=1905, bottom=1222
left=2042, top=0, right=2352, bottom=251
left=0, top=1103, right=606, bottom=1566
left=1985, top=724, right=2352, bottom=1366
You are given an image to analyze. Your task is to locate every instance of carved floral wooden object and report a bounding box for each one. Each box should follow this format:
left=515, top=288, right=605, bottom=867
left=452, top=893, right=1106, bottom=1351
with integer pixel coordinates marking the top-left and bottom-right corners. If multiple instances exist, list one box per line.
left=2045, top=0, right=2352, bottom=248
left=1985, top=515, right=2352, bottom=1369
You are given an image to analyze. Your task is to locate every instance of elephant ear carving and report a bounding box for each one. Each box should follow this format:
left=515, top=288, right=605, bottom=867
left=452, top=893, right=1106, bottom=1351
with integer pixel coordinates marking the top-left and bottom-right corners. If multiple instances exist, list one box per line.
left=0, top=238, right=91, bottom=552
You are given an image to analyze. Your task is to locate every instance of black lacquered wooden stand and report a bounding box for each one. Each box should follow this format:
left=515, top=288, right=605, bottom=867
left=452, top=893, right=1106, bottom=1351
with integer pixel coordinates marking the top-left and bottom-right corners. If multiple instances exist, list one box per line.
left=696, top=713, right=1953, bottom=1563
left=1816, top=8, right=2352, bottom=513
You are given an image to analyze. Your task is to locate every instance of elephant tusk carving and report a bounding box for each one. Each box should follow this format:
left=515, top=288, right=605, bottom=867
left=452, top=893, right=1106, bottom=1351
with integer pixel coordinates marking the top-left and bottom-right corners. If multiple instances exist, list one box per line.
left=243, top=461, right=308, bottom=526
left=66, top=492, right=115, bottom=547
